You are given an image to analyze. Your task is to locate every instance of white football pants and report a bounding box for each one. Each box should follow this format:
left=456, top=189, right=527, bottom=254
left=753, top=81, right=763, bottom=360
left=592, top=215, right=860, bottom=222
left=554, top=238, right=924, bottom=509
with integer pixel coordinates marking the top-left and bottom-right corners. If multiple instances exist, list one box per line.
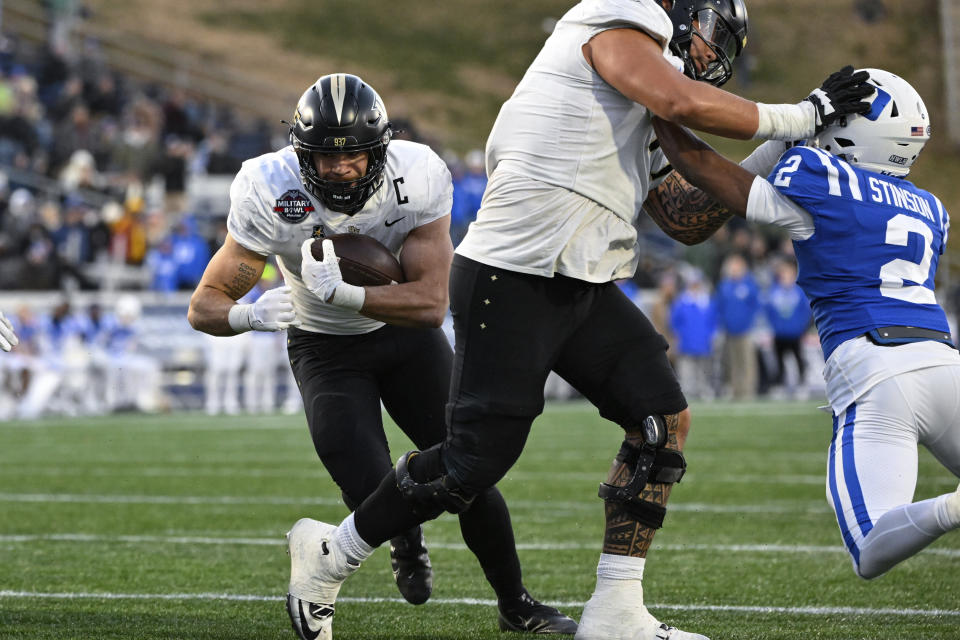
left=827, top=363, right=960, bottom=578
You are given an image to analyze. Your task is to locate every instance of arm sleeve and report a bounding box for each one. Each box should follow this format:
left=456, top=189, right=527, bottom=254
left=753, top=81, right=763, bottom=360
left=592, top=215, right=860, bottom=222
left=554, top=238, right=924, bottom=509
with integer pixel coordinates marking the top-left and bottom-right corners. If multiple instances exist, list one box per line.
left=745, top=176, right=815, bottom=241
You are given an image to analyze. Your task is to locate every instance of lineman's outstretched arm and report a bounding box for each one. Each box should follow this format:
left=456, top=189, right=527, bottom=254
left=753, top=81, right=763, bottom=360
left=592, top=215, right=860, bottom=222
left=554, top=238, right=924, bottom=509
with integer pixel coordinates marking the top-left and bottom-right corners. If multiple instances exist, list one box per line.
left=583, top=28, right=872, bottom=141
left=189, top=233, right=297, bottom=336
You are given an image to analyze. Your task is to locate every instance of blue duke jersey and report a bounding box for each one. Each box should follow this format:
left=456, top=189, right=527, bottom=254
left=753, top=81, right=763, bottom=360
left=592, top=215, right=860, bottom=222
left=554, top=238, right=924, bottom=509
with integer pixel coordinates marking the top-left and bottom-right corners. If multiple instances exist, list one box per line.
left=747, top=145, right=958, bottom=413
left=764, top=146, right=950, bottom=358
left=227, top=140, right=452, bottom=335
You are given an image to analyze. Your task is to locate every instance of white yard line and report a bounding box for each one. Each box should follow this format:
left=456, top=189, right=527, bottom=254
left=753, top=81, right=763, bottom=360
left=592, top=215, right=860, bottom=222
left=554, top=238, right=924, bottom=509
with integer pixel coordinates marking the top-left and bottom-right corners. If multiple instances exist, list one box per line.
left=0, top=590, right=955, bottom=617
left=1, top=532, right=958, bottom=557
left=0, top=492, right=830, bottom=513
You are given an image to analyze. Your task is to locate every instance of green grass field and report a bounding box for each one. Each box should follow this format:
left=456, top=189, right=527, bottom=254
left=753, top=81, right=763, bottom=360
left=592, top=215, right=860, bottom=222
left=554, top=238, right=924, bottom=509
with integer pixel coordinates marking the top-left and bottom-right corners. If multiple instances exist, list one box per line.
left=1, top=400, right=957, bottom=639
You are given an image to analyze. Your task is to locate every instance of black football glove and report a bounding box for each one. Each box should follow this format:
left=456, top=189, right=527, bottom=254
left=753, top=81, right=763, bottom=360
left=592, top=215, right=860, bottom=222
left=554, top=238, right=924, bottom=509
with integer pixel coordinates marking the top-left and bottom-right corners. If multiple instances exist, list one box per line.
left=805, top=65, right=874, bottom=134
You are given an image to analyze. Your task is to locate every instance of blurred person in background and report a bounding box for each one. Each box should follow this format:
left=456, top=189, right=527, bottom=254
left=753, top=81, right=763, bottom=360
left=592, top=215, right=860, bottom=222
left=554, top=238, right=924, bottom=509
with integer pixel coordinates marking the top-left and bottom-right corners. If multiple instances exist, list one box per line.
left=669, top=270, right=717, bottom=400
left=187, top=73, right=576, bottom=636
left=714, top=252, right=759, bottom=399
left=652, top=68, right=960, bottom=581
left=450, top=148, right=486, bottom=247
left=102, top=295, right=162, bottom=412
left=763, top=258, right=811, bottom=399
left=242, top=263, right=286, bottom=414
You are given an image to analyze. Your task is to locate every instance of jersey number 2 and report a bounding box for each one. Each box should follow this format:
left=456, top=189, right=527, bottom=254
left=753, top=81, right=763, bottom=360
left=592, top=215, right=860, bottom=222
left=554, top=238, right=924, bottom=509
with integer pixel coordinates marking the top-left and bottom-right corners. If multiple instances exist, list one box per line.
left=879, top=213, right=936, bottom=305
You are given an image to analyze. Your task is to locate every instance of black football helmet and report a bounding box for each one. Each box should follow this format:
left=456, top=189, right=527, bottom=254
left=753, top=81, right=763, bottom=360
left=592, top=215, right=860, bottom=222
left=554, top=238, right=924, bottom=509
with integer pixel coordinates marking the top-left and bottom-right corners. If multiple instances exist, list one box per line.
left=667, top=0, right=748, bottom=87
left=289, top=73, right=393, bottom=215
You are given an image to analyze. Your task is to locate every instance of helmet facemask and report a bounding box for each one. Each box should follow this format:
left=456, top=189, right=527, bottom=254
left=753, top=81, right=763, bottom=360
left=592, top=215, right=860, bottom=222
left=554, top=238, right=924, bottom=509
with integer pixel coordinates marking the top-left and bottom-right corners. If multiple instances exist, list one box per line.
left=288, top=74, right=393, bottom=215
left=668, top=0, right=747, bottom=87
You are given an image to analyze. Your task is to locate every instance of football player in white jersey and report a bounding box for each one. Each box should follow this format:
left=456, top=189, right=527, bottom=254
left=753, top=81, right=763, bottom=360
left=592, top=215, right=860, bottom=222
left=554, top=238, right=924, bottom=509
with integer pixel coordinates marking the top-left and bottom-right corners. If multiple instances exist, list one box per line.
left=188, top=73, right=577, bottom=640
left=651, top=69, right=960, bottom=583
left=279, top=3, right=876, bottom=640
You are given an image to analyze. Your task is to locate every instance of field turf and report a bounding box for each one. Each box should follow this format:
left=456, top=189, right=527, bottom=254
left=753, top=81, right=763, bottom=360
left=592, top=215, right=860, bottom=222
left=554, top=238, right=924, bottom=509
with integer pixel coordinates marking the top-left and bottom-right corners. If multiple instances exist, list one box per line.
left=1, top=400, right=957, bottom=639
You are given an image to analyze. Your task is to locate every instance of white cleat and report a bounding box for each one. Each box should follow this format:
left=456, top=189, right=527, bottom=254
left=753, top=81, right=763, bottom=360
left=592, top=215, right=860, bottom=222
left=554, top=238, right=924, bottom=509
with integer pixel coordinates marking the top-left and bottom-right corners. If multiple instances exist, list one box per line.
left=285, top=518, right=360, bottom=640
left=576, top=578, right=709, bottom=640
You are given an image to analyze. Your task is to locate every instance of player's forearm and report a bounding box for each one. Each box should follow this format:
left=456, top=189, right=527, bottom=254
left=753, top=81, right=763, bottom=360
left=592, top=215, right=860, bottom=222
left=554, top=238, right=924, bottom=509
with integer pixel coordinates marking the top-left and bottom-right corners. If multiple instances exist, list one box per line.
left=358, top=281, right=448, bottom=328
left=652, top=117, right=752, bottom=218
left=188, top=286, right=241, bottom=336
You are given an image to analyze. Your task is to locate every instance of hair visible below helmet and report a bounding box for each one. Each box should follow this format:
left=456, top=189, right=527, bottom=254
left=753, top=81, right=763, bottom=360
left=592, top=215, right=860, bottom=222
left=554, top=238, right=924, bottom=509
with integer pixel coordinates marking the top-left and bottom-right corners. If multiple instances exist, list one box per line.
left=289, top=73, right=392, bottom=215
left=667, top=0, right=748, bottom=87
left=810, top=69, right=930, bottom=177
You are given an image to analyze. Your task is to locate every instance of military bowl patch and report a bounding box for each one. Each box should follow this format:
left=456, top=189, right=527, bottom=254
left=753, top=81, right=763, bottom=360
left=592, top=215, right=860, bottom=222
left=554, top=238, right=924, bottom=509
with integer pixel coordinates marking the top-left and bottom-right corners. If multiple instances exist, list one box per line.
left=273, top=189, right=315, bottom=223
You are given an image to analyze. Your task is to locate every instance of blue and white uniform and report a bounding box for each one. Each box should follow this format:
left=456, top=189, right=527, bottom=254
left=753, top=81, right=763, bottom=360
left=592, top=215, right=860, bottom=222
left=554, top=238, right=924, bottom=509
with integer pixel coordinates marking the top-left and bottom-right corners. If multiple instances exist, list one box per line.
left=746, top=146, right=960, bottom=577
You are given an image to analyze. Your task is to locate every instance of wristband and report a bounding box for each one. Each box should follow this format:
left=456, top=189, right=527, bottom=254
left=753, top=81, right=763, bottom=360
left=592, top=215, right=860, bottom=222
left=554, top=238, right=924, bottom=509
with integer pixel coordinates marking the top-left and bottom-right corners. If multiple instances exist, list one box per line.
left=330, top=283, right=365, bottom=311
left=754, top=101, right=815, bottom=142
left=227, top=304, right=254, bottom=333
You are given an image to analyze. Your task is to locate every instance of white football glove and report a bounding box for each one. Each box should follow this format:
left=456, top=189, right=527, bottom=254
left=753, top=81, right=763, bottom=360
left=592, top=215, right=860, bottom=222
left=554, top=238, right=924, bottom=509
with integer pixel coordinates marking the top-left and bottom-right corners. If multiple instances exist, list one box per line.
left=299, top=238, right=365, bottom=311
left=227, top=285, right=302, bottom=333
left=0, top=311, right=19, bottom=352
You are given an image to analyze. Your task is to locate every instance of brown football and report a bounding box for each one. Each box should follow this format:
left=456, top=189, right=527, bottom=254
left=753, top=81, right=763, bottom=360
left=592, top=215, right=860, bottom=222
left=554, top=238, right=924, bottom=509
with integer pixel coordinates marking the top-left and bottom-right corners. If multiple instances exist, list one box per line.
left=311, top=233, right=406, bottom=286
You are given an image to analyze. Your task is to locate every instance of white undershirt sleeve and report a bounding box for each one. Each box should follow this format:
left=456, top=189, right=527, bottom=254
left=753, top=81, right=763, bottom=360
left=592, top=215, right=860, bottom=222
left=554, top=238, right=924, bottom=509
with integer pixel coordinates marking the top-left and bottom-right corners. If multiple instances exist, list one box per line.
left=745, top=176, right=815, bottom=240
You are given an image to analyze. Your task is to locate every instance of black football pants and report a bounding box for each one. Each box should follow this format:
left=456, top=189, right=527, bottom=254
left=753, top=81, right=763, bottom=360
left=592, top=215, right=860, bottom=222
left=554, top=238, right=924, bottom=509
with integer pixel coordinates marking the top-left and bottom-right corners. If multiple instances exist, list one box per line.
left=442, top=255, right=688, bottom=494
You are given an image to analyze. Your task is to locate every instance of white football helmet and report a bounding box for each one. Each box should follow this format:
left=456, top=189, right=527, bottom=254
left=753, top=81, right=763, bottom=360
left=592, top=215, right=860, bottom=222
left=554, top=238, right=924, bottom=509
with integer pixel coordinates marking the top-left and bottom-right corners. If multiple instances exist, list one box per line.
left=809, top=68, right=929, bottom=177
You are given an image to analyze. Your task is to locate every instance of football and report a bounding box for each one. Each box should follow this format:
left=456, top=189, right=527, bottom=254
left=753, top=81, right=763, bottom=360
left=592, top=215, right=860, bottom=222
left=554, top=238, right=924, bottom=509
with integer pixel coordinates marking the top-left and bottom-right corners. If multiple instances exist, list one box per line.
left=311, top=233, right=406, bottom=286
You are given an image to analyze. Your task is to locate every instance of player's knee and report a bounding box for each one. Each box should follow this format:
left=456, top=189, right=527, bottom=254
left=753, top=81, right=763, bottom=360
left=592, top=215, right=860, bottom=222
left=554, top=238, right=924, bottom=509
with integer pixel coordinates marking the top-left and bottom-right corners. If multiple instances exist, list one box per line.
left=671, top=407, right=692, bottom=447
left=395, top=446, right=477, bottom=518
left=599, top=414, right=687, bottom=530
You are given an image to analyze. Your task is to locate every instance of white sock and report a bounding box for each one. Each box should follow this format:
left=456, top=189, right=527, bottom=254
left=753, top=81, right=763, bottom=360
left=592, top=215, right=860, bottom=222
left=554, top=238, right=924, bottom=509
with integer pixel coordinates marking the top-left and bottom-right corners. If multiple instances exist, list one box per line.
left=596, top=553, right=645, bottom=581
left=935, top=485, right=960, bottom=530
left=335, top=513, right=376, bottom=564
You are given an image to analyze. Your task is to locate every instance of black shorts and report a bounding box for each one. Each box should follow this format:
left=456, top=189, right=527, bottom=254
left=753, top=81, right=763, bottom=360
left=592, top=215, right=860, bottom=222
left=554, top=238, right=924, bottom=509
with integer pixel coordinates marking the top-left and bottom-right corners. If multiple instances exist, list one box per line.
left=287, top=324, right=453, bottom=507
left=443, top=255, right=686, bottom=490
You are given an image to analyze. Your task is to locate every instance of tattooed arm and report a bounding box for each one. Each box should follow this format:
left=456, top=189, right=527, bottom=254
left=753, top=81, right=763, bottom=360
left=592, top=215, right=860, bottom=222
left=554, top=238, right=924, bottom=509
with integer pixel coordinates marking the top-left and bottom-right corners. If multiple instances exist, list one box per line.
left=642, top=168, right=733, bottom=246
left=187, top=232, right=267, bottom=336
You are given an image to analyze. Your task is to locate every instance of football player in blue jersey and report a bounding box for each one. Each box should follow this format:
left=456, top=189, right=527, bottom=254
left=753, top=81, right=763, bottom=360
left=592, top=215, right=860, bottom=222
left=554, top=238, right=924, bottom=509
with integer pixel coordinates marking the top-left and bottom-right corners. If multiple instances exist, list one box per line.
left=651, top=68, right=960, bottom=580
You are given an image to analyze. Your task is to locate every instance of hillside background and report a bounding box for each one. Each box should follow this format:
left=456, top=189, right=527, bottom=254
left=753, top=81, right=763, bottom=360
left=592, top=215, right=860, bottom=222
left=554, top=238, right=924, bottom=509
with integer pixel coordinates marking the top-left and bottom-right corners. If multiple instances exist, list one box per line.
left=61, top=0, right=960, bottom=274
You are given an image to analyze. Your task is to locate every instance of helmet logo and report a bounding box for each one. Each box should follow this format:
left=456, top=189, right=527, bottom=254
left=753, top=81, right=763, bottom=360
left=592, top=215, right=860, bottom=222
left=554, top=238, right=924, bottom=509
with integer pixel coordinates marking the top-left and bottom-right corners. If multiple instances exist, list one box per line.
left=330, top=74, right=348, bottom=125
left=887, top=155, right=908, bottom=166
left=864, top=88, right=891, bottom=122
left=333, top=137, right=347, bottom=147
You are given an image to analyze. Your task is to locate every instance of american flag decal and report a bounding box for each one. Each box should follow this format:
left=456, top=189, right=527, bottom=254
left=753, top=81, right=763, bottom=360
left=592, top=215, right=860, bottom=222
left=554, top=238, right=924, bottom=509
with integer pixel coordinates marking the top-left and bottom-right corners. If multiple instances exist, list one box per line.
left=911, top=126, right=925, bottom=136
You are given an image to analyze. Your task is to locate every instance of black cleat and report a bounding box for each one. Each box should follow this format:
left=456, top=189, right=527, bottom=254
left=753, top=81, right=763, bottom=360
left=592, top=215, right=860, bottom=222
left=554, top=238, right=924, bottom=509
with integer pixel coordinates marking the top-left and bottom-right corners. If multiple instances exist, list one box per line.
left=389, top=526, right=433, bottom=605
left=498, top=589, right=579, bottom=634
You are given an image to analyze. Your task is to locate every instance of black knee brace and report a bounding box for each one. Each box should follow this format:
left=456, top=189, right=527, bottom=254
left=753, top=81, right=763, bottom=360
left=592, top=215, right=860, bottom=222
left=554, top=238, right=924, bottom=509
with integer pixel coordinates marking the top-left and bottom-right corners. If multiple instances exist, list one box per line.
left=598, top=415, right=686, bottom=529
left=395, top=450, right=477, bottom=518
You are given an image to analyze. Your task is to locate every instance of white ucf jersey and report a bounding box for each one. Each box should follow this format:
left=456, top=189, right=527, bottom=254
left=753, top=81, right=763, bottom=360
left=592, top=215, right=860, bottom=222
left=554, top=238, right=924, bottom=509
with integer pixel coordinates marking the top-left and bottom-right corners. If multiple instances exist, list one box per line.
left=227, top=140, right=452, bottom=335
left=457, top=0, right=683, bottom=281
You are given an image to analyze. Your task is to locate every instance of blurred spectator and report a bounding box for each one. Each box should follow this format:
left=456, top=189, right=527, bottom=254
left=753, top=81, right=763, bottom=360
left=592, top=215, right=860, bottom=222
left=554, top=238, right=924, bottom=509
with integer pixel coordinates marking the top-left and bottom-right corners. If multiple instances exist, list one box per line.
left=714, top=253, right=759, bottom=400
left=242, top=264, right=286, bottom=413
left=204, top=331, right=249, bottom=416
left=101, top=295, right=163, bottom=412
left=451, top=148, right=486, bottom=246
left=670, top=270, right=717, bottom=400
left=763, top=260, right=812, bottom=398
left=649, top=268, right=679, bottom=366
left=170, top=215, right=211, bottom=290
left=144, top=236, right=179, bottom=292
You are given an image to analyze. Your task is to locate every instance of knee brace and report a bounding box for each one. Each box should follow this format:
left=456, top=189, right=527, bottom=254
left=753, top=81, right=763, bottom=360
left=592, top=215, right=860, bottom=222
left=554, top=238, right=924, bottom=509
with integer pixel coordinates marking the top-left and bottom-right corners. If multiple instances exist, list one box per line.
left=598, top=415, right=687, bottom=529
left=395, top=449, right=477, bottom=518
